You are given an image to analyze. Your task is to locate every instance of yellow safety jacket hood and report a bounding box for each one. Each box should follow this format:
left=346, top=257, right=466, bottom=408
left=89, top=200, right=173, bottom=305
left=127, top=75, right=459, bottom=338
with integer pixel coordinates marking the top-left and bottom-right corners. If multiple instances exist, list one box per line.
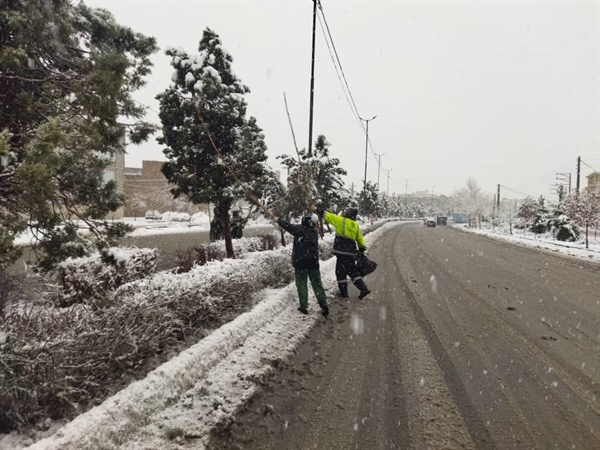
left=323, top=211, right=366, bottom=256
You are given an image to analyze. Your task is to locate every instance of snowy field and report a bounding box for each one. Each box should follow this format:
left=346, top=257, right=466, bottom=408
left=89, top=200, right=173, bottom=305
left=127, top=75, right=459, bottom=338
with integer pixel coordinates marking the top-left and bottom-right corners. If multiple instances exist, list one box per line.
left=13, top=213, right=273, bottom=246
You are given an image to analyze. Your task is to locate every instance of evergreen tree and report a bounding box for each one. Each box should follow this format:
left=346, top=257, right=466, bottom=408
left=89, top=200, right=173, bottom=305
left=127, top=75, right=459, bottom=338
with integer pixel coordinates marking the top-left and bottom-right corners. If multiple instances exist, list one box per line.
left=516, top=196, right=538, bottom=230
left=158, top=28, right=276, bottom=258
left=0, top=1, right=158, bottom=269
left=530, top=196, right=549, bottom=234
left=357, top=181, right=382, bottom=217
left=278, top=135, right=350, bottom=217
left=408, top=200, right=427, bottom=219
left=547, top=202, right=579, bottom=242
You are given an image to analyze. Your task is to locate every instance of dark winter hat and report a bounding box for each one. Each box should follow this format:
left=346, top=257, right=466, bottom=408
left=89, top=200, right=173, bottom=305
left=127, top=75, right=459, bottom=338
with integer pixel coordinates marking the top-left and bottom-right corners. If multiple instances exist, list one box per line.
left=343, top=207, right=358, bottom=220
left=302, top=213, right=318, bottom=228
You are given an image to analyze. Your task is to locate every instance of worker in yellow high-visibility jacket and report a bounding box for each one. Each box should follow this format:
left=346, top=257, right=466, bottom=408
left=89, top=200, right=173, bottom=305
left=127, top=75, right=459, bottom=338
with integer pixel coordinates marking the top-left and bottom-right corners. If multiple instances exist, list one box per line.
left=315, top=205, right=371, bottom=299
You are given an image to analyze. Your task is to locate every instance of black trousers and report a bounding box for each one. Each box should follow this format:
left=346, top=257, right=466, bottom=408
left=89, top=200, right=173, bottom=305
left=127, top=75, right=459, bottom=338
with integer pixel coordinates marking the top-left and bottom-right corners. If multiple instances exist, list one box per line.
left=335, top=254, right=368, bottom=297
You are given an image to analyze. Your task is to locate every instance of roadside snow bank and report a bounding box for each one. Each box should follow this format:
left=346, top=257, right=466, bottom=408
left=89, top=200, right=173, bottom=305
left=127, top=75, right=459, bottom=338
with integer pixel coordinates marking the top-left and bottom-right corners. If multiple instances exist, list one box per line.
left=455, top=224, right=600, bottom=263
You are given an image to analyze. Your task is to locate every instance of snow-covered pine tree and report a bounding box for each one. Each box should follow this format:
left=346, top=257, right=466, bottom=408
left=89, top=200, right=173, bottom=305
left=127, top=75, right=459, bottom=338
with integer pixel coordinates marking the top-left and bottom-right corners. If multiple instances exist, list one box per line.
left=530, top=196, right=549, bottom=234
left=278, top=134, right=350, bottom=217
left=358, top=181, right=383, bottom=218
left=547, top=203, right=579, bottom=242
left=0, top=1, right=158, bottom=270
left=158, top=28, right=276, bottom=258
left=516, top=196, right=538, bottom=231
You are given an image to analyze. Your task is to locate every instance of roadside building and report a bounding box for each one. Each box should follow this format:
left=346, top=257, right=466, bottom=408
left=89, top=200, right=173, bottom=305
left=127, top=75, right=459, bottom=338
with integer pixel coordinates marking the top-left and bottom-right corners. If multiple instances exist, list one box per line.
left=585, top=171, right=600, bottom=194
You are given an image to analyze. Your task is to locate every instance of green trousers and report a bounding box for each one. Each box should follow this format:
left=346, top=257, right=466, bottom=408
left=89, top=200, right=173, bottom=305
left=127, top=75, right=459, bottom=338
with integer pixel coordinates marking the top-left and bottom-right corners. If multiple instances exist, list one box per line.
left=295, top=268, right=328, bottom=310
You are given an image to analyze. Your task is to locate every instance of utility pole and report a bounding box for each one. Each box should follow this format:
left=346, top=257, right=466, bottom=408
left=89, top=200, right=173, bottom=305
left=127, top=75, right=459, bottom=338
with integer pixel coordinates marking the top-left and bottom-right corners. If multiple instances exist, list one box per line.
left=556, top=172, right=571, bottom=193
left=375, top=152, right=385, bottom=189
left=385, top=168, right=393, bottom=197
left=360, top=115, right=377, bottom=187
left=576, top=156, right=581, bottom=195
left=497, top=184, right=500, bottom=208
left=307, top=0, right=317, bottom=157
left=555, top=172, right=571, bottom=201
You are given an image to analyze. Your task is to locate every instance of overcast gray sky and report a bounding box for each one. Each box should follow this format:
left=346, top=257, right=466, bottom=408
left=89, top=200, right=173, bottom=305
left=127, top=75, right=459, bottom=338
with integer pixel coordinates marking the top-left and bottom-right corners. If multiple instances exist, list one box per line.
left=88, top=0, right=599, bottom=199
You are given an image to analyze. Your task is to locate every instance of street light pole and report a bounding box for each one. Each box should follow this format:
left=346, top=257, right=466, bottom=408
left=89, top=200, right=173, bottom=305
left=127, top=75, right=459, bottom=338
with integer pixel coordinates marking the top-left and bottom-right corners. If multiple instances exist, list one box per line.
left=359, top=115, right=377, bottom=187
left=375, top=152, right=385, bottom=189
left=386, top=168, right=393, bottom=197
left=307, top=0, right=318, bottom=157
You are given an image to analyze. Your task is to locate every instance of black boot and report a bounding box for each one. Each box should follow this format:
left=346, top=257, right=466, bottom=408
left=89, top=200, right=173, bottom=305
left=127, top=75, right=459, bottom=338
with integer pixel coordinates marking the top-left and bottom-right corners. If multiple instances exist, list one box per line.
left=321, top=304, right=329, bottom=319
left=354, top=278, right=370, bottom=299
left=337, top=282, right=349, bottom=298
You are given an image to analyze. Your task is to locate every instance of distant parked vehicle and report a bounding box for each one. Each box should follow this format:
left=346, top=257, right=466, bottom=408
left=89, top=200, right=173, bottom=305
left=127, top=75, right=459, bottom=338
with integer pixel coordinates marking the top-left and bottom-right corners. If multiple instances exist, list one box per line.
left=452, top=213, right=469, bottom=224
left=425, top=217, right=437, bottom=227
left=436, top=216, right=448, bottom=225
left=172, top=212, right=191, bottom=222
left=145, top=210, right=162, bottom=220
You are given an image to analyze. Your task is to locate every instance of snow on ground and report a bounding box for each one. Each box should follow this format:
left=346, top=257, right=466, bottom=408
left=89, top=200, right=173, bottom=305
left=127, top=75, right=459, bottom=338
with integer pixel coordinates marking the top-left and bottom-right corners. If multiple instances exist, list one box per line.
left=454, top=223, right=600, bottom=263
left=13, top=215, right=272, bottom=246
left=15, top=221, right=396, bottom=450
left=9, top=219, right=594, bottom=449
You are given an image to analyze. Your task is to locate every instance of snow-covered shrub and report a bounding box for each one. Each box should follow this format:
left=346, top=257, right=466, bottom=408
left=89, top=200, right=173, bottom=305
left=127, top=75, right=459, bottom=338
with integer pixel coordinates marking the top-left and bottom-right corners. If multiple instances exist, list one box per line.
left=548, top=214, right=580, bottom=242
left=0, top=271, right=14, bottom=318
left=0, top=300, right=185, bottom=431
left=0, top=271, right=26, bottom=319
left=175, top=243, right=225, bottom=274
left=52, top=247, right=158, bottom=307
left=174, top=233, right=281, bottom=274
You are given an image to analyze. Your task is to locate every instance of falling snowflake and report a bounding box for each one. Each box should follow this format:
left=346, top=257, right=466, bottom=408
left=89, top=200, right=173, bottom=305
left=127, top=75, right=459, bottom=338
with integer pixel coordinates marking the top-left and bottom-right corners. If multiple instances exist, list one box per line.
left=350, top=314, right=364, bottom=335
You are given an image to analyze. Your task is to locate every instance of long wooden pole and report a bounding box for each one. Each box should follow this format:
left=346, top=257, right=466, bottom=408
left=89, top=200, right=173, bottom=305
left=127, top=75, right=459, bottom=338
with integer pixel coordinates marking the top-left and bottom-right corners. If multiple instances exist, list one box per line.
left=283, top=93, right=324, bottom=237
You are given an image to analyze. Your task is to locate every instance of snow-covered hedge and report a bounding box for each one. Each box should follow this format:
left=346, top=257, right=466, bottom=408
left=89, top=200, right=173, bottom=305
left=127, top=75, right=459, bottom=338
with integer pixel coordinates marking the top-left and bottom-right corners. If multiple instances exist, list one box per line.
left=0, top=221, right=383, bottom=433
left=52, top=247, right=158, bottom=307
left=174, top=234, right=282, bottom=273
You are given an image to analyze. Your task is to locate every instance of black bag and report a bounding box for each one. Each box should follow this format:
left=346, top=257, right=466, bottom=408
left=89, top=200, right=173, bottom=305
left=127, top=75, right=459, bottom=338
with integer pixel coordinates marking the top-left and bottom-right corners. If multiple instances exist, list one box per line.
left=355, top=253, right=377, bottom=277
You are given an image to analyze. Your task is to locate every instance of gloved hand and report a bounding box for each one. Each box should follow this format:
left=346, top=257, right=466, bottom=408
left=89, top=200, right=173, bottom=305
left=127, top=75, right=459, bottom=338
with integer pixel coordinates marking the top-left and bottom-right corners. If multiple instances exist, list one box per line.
left=358, top=247, right=367, bottom=254
left=315, top=203, right=326, bottom=218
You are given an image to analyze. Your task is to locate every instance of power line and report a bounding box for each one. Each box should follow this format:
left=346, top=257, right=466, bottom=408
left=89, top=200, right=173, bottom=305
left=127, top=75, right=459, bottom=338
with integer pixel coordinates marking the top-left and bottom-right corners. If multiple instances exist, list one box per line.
left=500, top=184, right=536, bottom=198
left=315, top=8, right=363, bottom=132
left=580, top=158, right=599, bottom=173
left=317, top=1, right=362, bottom=127
left=315, top=1, right=381, bottom=167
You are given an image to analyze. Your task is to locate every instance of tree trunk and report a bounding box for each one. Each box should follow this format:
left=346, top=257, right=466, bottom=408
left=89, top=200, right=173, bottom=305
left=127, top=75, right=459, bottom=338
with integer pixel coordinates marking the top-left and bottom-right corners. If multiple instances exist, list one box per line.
left=221, top=208, right=234, bottom=258
left=585, top=223, right=589, bottom=249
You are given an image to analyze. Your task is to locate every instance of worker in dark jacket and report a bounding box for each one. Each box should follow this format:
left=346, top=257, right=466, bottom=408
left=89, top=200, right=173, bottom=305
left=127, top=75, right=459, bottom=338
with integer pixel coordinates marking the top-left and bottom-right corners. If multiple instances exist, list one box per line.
left=276, top=214, right=329, bottom=318
left=315, top=206, right=370, bottom=299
